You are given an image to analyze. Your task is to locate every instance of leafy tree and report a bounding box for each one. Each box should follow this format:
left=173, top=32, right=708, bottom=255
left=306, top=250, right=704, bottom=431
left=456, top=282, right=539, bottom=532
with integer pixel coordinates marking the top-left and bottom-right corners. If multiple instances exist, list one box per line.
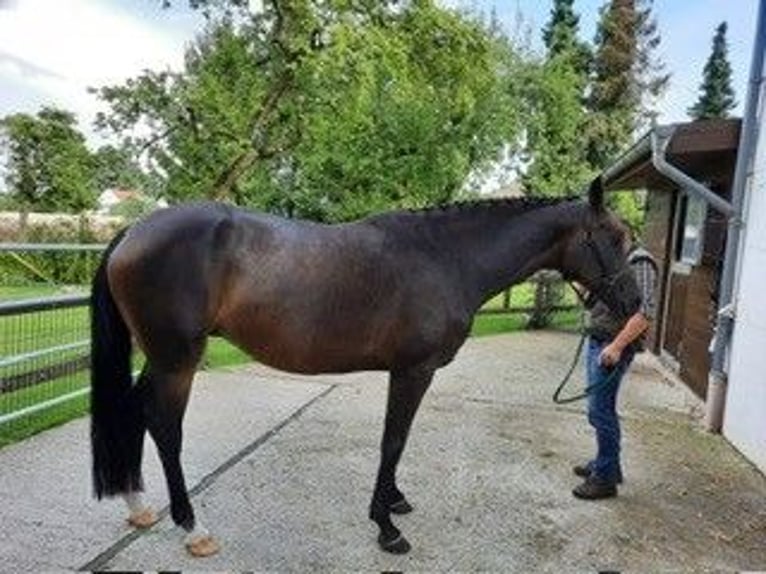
left=522, top=54, right=593, bottom=197
left=95, top=0, right=525, bottom=221
left=688, top=22, right=737, bottom=120
left=0, top=107, right=96, bottom=212
left=91, top=144, right=160, bottom=196
left=523, top=0, right=592, bottom=197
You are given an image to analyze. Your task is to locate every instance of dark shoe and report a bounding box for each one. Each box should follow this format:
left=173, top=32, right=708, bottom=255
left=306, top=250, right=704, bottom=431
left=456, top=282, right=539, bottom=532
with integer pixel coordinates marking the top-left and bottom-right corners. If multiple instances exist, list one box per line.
left=573, top=462, right=624, bottom=484
left=572, top=475, right=617, bottom=500
left=573, top=463, right=592, bottom=478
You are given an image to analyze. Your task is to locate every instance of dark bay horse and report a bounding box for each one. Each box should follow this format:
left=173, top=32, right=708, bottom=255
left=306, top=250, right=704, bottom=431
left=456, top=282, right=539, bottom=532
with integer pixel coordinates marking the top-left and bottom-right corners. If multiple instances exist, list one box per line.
left=90, top=177, right=640, bottom=557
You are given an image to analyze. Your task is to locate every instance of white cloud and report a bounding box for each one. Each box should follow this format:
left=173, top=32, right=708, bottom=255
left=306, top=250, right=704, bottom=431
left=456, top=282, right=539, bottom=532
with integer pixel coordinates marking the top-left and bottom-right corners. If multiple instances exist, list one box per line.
left=0, top=0, right=192, bottom=145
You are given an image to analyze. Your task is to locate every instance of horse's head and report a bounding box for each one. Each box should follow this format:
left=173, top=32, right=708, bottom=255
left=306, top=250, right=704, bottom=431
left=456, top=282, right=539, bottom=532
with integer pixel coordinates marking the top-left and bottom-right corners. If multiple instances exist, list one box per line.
left=559, top=177, right=642, bottom=319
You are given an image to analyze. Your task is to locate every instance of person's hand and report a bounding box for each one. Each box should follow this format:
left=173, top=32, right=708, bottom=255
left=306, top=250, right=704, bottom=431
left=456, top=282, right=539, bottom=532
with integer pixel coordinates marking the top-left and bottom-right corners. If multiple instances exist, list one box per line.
left=599, top=343, right=623, bottom=368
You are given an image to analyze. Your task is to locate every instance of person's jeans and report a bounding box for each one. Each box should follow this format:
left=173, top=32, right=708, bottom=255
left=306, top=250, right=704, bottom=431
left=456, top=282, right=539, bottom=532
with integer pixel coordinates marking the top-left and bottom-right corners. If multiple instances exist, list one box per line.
left=584, top=337, right=635, bottom=483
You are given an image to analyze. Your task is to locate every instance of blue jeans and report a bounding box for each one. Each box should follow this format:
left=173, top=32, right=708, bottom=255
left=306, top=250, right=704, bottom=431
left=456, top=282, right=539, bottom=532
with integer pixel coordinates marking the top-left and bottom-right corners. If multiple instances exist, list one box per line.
left=584, top=337, right=635, bottom=482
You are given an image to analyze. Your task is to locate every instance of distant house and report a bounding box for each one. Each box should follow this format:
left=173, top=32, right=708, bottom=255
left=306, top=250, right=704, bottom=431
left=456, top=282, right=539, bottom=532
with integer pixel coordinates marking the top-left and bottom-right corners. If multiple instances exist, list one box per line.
left=97, top=188, right=143, bottom=214
left=97, top=188, right=167, bottom=215
left=480, top=179, right=525, bottom=199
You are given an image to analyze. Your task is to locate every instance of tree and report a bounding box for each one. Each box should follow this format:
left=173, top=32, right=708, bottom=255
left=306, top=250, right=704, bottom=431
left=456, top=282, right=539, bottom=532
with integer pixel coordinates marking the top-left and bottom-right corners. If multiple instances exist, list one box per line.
left=0, top=107, right=96, bottom=212
left=91, top=144, right=160, bottom=196
left=523, top=0, right=592, bottom=197
left=585, top=0, right=669, bottom=236
left=587, top=0, right=669, bottom=169
left=95, top=0, right=525, bottom=221
left=688, top=22, right=737, bottom=120
left=541, top=0, right=590, bottom=73
left=521, top=55, right=593, bottom=197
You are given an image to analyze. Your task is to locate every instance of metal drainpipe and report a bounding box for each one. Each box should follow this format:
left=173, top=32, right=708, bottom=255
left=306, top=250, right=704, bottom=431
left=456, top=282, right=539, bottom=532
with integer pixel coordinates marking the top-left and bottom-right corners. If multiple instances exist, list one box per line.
left=651, top=127, right=735, bottom=217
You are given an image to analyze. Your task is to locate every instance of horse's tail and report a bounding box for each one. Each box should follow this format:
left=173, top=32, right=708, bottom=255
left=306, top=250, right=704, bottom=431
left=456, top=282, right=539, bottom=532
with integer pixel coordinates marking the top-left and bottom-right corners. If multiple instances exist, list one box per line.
left=90, top=228, right=145, bottom=499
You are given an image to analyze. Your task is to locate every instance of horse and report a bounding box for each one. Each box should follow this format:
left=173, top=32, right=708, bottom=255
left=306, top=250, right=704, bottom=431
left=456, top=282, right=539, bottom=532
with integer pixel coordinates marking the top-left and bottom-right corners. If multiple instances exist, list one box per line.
left=90, top=176, right=640, bottom=557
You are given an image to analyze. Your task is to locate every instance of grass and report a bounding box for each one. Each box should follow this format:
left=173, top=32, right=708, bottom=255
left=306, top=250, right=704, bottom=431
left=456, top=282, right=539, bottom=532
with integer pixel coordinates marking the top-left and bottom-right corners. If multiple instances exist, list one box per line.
left=0, top=284, right=86, bottom=300
left=0, top=281, right=582, bottom=448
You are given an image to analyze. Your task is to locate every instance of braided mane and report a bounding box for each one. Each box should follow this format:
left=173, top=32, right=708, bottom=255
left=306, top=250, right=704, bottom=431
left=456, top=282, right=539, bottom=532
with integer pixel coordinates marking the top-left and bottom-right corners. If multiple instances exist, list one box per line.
left=393, top=194, right=583, bottom=220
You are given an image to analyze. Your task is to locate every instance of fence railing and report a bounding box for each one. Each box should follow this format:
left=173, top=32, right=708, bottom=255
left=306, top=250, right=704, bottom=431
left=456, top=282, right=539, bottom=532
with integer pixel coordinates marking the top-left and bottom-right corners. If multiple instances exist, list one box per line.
left=0, top=294, right=90, bottom=426
left=0, top=242, right=581, bottom=446
left=0, top=243, right=104, bottom=445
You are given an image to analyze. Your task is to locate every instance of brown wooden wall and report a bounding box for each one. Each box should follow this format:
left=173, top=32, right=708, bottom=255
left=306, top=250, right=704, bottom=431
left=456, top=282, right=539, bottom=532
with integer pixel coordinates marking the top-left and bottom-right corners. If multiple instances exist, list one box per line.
left=642, top=189, right=725, bottom=400
left=642, top=191, right=675, bottom=353
left=677, top=266, right=717, bottom=399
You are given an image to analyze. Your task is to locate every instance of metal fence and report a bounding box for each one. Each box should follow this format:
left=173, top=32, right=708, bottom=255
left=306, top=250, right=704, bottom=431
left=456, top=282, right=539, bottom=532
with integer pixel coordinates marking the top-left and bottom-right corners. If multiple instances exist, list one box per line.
left=0, top=243, right=103, bottom=446
left=0, top=295, right=90, bottom=421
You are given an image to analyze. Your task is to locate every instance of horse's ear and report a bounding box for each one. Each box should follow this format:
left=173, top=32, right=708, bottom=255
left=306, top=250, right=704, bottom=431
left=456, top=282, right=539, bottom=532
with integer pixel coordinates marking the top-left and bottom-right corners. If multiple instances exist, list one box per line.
left=587, top=175, right=605, bottom=212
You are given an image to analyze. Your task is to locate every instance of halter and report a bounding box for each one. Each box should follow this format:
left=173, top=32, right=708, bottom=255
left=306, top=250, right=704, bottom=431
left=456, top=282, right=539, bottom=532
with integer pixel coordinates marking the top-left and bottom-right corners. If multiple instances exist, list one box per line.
left=566, top=230, right=631, bottom=310
left=579, top=231, right=632, bottom=307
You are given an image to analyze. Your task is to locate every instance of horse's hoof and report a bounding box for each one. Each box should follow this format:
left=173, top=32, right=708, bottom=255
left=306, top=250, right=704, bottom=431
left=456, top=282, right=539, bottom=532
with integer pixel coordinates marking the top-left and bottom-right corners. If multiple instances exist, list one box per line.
left=186, top=535, right=220, bottom=557
left=389, top=498, right=413, bottom=515
left=127, top=508, right=158, bottom=529
left=378, top=532, right=411, bottom=554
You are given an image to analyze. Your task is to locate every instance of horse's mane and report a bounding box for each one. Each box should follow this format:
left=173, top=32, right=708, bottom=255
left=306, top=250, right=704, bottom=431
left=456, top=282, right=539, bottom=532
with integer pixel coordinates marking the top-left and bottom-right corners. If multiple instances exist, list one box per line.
left=587, top=175, right=604, bottom=210
left=410, top=175, right=603, bottom=218
left=367, top=194, right=583, bottom=224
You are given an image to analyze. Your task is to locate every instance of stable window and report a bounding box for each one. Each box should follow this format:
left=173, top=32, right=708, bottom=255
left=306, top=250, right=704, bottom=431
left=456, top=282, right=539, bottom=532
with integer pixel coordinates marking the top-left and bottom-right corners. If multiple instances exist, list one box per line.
left=676, top=192, right=707, bottom=265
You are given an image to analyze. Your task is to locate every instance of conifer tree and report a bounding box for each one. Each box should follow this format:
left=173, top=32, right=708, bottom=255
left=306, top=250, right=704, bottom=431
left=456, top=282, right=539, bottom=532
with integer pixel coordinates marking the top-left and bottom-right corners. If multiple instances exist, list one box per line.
left=688, top=22, right=737, bottom=119
left=587, top=0, right=669, bottom=169
left=541, top=0, right=590, bottom=73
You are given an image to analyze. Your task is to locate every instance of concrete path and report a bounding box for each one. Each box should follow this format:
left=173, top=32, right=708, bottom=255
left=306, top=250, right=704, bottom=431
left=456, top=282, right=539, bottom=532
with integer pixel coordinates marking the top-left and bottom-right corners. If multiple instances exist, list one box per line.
left=0, top=332, right=764, bottom=572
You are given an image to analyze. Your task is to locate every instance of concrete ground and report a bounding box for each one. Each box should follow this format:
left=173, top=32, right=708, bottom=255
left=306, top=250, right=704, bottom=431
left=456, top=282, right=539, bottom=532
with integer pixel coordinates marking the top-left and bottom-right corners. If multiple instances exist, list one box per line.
left=0, top=331, right=764, bottom=572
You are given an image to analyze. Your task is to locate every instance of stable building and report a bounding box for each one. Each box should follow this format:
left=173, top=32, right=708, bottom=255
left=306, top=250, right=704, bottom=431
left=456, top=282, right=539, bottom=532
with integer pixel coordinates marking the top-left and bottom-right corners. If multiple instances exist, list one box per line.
left=598, top=81, right=765, bottom=474
left=601, top=119, right=741, bottom=399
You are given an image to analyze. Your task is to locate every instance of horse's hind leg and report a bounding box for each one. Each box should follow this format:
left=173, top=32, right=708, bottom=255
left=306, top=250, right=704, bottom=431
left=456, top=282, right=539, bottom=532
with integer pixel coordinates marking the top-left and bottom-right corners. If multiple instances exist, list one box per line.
left=142, top=349, right=219, bottom=557
left=369, top=366, right=434, bottom=554
left=115, top=367, right=157, bottom=529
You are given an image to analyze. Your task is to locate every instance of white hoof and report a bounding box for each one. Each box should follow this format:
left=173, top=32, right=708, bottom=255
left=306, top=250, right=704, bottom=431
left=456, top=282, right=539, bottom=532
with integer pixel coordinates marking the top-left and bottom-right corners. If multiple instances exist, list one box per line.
left=127, top=508, right=158, bottom=529
left=185, top=526, right=220, bottom=557
left=123, top=492, right=158, bottom=529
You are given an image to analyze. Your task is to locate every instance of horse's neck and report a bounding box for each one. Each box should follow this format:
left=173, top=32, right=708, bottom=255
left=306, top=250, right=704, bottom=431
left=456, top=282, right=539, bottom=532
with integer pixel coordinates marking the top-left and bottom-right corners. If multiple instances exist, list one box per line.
left=445, top=202, right=582, bottom=307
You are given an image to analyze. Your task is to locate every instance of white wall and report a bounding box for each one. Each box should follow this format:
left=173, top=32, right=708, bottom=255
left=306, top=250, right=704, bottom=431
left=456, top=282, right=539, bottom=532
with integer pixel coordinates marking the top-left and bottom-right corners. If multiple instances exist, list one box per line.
left=724, top=91, right=766, bottom=473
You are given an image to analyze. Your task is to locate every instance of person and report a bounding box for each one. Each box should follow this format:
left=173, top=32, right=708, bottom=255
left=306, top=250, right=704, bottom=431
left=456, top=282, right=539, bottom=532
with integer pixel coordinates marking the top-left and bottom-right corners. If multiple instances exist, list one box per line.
left=572, top=240, right=657, bottom=500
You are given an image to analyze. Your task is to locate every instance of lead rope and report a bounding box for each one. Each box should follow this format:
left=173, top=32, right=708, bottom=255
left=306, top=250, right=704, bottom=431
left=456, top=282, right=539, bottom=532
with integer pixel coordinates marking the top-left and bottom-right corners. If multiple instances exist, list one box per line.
left=552, top=284, right=622, bottom=404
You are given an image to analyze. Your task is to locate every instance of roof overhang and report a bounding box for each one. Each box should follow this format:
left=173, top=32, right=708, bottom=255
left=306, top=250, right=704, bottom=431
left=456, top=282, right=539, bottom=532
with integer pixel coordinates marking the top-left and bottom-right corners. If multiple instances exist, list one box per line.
left=601, top=118, right=741, bottom=192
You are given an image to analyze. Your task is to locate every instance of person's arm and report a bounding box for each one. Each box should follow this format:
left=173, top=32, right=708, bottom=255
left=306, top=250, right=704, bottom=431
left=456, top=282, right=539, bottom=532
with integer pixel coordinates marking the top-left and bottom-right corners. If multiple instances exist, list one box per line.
left=600, top=257, right=656, bottom=367
left=599, top=313, right=649, bottom=366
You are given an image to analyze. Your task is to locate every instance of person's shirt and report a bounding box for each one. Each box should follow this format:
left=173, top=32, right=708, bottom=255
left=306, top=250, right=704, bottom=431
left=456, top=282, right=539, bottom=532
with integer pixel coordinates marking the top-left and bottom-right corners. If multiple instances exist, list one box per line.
left=630, top=246, right=657, bottom=323
left=586, top=246, right=657, bottom=350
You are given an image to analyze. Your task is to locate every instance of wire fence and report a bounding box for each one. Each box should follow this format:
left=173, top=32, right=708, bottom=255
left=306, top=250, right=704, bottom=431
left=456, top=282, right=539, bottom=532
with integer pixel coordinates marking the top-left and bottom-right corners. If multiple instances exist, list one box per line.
left=0, top=243, right=103, bottom=447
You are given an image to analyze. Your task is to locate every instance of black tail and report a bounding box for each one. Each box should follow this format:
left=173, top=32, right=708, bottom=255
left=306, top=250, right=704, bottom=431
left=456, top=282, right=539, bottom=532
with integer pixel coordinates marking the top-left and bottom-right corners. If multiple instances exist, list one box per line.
left=90, top=229, right=145, bottom=499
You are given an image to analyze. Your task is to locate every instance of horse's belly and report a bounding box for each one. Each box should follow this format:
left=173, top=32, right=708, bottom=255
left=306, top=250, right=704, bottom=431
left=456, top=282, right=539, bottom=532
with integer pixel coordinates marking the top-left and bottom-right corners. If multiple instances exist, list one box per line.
left=219, top=319, right=387, bottom=374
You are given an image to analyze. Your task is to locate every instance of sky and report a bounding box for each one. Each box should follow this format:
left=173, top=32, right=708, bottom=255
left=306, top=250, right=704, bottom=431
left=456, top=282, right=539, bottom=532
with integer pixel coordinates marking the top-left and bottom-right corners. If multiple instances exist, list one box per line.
left=0, top=0, right=760, bottom=151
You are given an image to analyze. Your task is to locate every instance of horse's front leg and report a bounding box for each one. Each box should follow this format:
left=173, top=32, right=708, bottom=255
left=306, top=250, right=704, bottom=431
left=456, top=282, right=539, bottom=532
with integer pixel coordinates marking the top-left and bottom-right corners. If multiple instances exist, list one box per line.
left=369, top=366, right=434, bottom=554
